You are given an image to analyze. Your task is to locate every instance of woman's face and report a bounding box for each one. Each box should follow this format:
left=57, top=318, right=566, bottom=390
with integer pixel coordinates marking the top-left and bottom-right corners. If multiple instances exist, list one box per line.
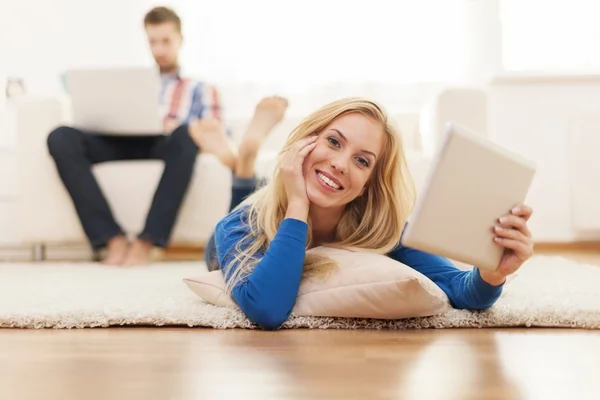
left=302, top=112, right=386, bottom=210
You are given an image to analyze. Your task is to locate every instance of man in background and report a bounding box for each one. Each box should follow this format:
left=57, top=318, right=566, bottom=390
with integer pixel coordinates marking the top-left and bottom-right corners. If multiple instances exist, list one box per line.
left=46, top=7, right=240, bottom=266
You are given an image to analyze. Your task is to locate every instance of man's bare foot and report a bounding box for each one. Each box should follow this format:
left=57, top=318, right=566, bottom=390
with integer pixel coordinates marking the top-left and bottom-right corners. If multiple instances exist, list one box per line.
left=122, top=239, right=153, bottom=267
left=189, top=118, right=237, bottom=170
left=236, top=96, right=288, bottom=178
left=102, top=235, right=129, bottom=266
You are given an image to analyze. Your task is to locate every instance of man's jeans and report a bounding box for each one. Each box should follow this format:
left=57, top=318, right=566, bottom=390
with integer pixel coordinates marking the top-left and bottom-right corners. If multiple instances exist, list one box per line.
left=47, top=124, right=198, bottom=249
left=204, top=175, right=259, bottom=271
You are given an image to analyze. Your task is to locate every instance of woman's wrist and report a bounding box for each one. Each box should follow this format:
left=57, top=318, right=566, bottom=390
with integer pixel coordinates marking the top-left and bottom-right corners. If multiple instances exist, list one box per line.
left=479, top=269, right=507, bottom=286
left=285, top=199, right=309, bottom=222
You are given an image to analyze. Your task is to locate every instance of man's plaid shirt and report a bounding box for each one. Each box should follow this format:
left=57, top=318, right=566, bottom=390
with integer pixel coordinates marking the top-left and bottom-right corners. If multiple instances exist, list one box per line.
left=159, top=70, right=223, bottom=128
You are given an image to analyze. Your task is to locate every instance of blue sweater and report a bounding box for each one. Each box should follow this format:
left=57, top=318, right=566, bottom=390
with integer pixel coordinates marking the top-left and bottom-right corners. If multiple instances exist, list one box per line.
left=214, top=206, right=504, bottom=330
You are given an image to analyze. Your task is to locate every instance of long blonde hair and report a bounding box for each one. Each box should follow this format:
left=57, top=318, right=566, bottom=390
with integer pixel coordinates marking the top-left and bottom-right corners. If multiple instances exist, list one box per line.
left=223, top=97, right=416, bottom=292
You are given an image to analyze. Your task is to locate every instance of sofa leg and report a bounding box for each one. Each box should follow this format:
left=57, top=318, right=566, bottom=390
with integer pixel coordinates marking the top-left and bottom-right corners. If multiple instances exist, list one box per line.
left=32, top=244, right=46, bottom=262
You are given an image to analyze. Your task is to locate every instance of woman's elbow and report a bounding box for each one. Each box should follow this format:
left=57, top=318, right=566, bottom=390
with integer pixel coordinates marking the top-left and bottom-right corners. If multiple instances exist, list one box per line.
left=460, top=303, right=494, bottom=311
left=451, top=297, right=498, bottom=311
left=231, top=284, right=296, bottom=330
left=233, top=291, right=291, bottom=330
left=254, top=313, right=288, bottom=331
left=243, top=304, right=290, bottom=330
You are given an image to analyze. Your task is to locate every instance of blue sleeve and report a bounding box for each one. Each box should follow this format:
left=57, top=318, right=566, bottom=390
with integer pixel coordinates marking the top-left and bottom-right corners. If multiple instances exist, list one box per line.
left=214, top=209, right=308, bottom=330
left=387, top=245, right=504, bottom=310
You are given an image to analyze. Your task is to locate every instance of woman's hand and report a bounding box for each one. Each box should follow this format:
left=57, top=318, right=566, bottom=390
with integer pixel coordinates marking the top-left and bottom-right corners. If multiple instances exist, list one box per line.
left=280, top=135, right=317, bottom=219
left=480, top=204, right=535, bottom=285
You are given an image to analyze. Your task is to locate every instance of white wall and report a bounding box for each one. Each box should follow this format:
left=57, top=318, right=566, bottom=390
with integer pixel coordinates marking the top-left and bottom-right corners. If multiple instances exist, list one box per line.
left=463, top=0, right=503, bottom=84
left=0, top=0, right=157, bottom=97
left=0, top=0, right=158, bottom=250
left=488, top=74, right=600, bottom=242
left=0, top=0, right=502, bottom=104
left=3, top=0, right=598, bottom=246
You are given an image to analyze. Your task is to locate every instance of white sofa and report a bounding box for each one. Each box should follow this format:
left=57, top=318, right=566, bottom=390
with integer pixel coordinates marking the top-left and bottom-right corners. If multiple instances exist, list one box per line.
left=14, top=86, right=486, bottom=258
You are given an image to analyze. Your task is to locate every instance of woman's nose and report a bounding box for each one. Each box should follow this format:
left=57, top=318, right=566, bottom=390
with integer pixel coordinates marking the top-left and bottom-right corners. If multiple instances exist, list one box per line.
left=330, top=155, right=348, bottom=174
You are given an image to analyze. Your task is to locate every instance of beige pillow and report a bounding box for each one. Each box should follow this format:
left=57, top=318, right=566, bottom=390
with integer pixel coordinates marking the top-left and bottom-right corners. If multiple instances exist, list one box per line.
left=184, top=246, right=451, bottom=319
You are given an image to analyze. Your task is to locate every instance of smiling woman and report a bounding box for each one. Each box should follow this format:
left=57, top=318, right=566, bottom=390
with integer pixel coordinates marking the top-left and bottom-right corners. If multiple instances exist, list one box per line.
left=200, top=97, right=534, bottom=330
left=303, top=116, right=383, bottom=212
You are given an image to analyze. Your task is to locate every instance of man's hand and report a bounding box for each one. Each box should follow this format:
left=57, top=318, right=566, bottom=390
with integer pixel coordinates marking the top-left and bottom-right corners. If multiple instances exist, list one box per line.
left=163, top=118, right=180, bottom=134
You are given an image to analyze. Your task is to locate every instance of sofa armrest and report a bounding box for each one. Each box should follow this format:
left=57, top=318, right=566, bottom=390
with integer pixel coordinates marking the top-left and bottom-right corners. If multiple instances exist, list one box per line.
left=419, top=87, right=487, bottom=157
left=15, top=96, right=74, bottom=244
left=16, top=96, right=71, bottom=147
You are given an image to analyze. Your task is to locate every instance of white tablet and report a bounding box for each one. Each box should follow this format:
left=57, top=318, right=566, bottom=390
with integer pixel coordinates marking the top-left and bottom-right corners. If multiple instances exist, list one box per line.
left=400, top=122, right=537, bottom=272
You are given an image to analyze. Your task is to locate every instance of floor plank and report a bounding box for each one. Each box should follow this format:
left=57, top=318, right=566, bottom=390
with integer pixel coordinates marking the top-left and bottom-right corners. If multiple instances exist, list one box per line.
left=1, top=248, right=599, bottom=400
left=538, top=247, right=600, bottom=265
left=0, top=328, right=599, bottom=400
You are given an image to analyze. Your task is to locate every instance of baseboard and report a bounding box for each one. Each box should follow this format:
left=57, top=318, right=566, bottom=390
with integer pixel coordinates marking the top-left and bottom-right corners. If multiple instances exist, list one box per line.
left=166, top=242, right=600, bottom=258
left=0, top=243, right=204, bottom=262
left=0, top=245, right=34, bottom=262
left=1, top=241, right=597, bottom=262
left=0, top=243, right=94, bottom=262
left=534, top=241, right=600, bottom=252
left=165, top=245, right=205, bottom=257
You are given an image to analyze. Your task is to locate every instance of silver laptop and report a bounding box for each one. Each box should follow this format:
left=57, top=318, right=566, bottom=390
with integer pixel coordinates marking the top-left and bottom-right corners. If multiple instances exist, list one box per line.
left=66, top=67, right=163, bottom=135
left=400, top=122, right=537, bottom=272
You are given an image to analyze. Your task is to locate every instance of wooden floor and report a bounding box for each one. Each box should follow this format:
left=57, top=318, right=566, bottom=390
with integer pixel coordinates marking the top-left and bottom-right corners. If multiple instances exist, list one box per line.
left=1, top=248, right=599, bottom=400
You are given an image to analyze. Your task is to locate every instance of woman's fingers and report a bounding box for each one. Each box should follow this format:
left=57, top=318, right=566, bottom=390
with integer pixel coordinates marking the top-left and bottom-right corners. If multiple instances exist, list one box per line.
left=493, top=225, right=529, bottom=243
left=281, top=136, right=318, bottom=206
left=511, top=204, right=533, bottom=221
left=281, top=136, right=317, bottom=176
left=494, top=236, right=533, bottom=260
left=498, top=214, right=531, bottom=238
left=285, top=136, right=317, bottom=166
left=292, top=135, right=318, bottom=150
left=297, top=142, right=317, bottom=157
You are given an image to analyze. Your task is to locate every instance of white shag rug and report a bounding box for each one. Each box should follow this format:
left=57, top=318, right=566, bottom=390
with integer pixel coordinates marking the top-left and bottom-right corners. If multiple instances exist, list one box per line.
left=1, top=255, right=599, bottom=330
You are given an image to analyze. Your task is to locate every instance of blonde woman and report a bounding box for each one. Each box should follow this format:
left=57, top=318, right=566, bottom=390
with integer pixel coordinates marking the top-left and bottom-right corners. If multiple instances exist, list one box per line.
left=198, top=97, right=534, bottom=330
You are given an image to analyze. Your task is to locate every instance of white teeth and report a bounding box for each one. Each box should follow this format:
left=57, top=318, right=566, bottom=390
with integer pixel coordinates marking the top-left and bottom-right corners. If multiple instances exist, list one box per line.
left=317, top=172, right=340, bottom=189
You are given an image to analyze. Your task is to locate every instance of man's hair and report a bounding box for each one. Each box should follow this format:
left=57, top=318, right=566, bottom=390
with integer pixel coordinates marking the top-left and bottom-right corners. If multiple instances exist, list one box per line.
left=144, top=6, right=182, bottom=32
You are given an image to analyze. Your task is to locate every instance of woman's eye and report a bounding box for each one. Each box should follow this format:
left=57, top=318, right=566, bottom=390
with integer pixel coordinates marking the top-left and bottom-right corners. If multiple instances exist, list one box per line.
left=327, top=137, right=340, bottom=147
left=356, top=157, right=369, bottom=167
